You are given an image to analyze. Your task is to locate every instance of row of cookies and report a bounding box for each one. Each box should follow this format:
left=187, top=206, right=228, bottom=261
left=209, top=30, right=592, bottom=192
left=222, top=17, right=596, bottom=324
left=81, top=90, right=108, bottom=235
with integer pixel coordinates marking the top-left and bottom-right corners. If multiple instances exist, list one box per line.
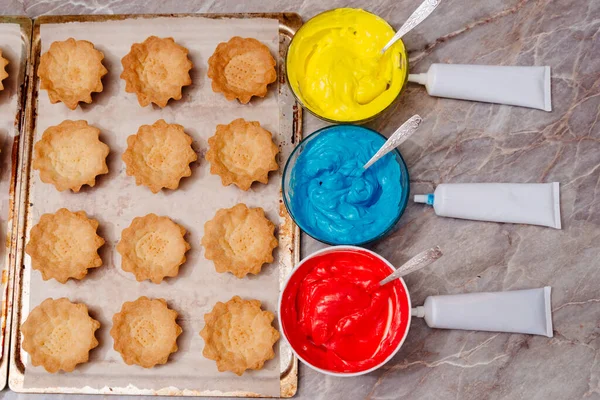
left=27, top=204, right=277, bottom=283
left=39, top=35, right=276, bottom=109
left=33, top=118, right=278, bottom=193
left=23, top=295, right=279, bottom=376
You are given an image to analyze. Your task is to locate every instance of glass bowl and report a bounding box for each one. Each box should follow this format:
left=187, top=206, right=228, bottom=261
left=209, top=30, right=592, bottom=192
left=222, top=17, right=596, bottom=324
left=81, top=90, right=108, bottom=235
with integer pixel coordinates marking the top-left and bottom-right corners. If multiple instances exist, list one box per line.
left=285, top=8, right=409, bottom=124
left=282, top=125, right=410, bottom=246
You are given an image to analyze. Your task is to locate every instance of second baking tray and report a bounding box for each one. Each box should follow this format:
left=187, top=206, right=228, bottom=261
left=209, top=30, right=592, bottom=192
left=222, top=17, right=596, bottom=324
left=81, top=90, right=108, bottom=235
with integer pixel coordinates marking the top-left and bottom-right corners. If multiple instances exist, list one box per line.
left=9, top=13, right=302, bottom=397
left=0, top=16, right=32, bottom=392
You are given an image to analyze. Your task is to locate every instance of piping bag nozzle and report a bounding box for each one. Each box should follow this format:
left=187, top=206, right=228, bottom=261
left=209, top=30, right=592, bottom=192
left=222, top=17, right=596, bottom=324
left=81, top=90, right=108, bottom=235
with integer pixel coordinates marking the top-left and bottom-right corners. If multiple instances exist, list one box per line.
left=411, top=306, right=425, bottom=318
left=413, top=194, right=434, bottom=205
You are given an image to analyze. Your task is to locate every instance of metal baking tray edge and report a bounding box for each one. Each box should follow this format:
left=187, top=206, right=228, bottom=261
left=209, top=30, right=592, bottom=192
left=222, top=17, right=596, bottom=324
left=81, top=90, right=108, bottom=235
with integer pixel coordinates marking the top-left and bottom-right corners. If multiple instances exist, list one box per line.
left=0, top=15, right=32, bottom=393
left=8, top=12, right=302, bottom=398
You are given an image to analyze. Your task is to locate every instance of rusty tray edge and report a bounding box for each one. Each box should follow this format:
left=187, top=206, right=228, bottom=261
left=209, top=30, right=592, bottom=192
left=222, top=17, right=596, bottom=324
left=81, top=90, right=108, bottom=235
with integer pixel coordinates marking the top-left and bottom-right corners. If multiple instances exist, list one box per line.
left=0, top=15, right=33, bottom=393
left=8, top=12, right=302, bottom=398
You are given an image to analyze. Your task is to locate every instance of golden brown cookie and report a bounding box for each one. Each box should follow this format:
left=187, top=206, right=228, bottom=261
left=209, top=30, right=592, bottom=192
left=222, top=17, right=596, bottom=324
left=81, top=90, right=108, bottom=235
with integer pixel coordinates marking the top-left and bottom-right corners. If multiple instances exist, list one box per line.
left=202, top=203, right=277, bottom=279
left=111, top=297, right=182, bottom=368
left=205, top=118, right=278, bottom=191
left=117, top=214, right=190, bottom=284
left=33, top=120, right=110, bottom=192
left=122, top=119, right=197, bottom=193
left=207, top=37, right=276, bottom=104
left=120, top=36, right=192, bottom=107
left=37, top=38, right=107, bottom=110
left=200, top=296, right=279, bottom=376
left=0, top=49, right=8, bottom=91
left=26, top=208, right=105, bottom=283
left=21, top=298, right=100, bottom=373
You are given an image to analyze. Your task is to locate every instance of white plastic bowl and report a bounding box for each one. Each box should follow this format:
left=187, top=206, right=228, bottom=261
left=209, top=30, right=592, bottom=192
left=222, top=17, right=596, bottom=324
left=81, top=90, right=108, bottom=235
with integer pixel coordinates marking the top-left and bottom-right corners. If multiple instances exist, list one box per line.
left=278, top=245, right=412, bottom=376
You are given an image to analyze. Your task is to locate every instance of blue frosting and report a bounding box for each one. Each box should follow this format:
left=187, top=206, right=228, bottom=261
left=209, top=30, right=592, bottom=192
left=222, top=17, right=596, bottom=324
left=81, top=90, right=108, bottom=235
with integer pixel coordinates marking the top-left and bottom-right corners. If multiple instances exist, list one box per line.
left=289, top=125, right=403, bottom=244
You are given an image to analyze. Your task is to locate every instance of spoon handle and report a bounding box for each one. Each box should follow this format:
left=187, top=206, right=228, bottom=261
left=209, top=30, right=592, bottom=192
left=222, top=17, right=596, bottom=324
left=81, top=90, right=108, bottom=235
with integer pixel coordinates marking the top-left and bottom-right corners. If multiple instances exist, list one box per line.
left=379, top=246, right=443, bottom=286
left=363, top=114, right=422, bottom=170
left=381, top=0, right=441, bottom=53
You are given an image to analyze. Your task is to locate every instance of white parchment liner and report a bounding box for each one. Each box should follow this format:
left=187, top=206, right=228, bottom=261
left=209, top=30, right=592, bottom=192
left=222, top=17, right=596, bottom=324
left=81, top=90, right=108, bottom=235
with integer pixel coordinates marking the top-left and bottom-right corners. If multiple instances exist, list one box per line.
left=22, top=16, right=284, bottom=396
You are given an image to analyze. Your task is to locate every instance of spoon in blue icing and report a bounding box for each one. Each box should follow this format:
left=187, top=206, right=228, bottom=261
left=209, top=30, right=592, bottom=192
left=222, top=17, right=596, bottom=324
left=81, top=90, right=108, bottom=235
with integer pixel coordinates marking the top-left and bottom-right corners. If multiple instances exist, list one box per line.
left=363, top=114, right=422, bottom=170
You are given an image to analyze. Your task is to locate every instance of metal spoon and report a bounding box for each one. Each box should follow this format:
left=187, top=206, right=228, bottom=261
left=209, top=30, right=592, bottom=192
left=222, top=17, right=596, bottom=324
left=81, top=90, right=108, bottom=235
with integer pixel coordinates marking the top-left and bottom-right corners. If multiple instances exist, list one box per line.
left=363, top=114, right=422, bottom=170
left=381, top=0, right=441, bottom=54
left=379, top=246, right=443, bottom=286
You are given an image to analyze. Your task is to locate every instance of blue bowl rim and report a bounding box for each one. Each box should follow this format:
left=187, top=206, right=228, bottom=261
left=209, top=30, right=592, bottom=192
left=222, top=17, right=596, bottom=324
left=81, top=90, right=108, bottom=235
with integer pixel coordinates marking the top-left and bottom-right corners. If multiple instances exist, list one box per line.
left=281, top=124, right=411, bottom=246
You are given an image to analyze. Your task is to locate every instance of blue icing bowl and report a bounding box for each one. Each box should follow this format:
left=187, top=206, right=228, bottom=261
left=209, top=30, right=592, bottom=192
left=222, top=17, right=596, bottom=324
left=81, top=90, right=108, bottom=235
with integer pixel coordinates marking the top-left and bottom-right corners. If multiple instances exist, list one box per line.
left=283, top=125, right=410, bottom=245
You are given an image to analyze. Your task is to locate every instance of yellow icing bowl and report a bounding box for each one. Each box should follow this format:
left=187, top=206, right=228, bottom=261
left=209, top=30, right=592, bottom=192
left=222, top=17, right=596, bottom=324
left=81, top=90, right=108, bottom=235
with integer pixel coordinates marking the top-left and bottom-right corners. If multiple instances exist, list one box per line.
left=286, top=8, right=409, bottom=124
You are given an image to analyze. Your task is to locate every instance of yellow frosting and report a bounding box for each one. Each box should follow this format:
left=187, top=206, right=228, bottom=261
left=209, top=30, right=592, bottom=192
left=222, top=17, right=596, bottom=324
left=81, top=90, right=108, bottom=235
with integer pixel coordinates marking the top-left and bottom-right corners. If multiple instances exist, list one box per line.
left=286, top=8, right=407, bottom=122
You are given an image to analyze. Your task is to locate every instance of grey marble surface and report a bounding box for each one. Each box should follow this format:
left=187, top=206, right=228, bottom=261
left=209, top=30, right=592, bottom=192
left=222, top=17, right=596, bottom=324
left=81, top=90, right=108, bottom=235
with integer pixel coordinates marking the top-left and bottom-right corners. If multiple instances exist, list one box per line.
left=1, top=0, right=599, bottom=399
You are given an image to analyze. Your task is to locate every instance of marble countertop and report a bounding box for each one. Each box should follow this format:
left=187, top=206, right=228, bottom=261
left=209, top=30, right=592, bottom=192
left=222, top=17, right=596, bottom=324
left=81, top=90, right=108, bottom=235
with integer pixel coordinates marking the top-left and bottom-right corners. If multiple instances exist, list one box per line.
left=1, top=0, right=599, bottom=399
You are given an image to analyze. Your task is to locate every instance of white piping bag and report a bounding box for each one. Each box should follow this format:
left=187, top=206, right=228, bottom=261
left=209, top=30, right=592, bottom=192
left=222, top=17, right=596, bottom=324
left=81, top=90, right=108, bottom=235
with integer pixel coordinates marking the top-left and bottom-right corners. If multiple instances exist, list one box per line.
left=409, top=64, right=552, bottom=111
left=412, top=287, right=553, bottom=337
left=414, top=182, right=561, bottom=229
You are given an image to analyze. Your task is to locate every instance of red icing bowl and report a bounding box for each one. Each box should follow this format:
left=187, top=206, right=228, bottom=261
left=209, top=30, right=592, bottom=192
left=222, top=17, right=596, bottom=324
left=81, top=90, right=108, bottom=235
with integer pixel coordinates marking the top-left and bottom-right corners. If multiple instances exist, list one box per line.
left=279, top=246, right=411, bottom=376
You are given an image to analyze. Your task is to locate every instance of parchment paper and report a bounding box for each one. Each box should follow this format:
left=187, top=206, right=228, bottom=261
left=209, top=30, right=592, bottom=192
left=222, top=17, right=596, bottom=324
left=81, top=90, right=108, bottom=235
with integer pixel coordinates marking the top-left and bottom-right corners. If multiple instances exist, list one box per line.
left=22, top=16, right=284, bottom=396
left=0, top=22, right=24, bottom=364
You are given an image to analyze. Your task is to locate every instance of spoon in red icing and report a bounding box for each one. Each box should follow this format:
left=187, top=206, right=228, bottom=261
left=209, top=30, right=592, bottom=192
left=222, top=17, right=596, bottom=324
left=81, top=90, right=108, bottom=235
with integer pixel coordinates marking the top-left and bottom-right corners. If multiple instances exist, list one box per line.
left=379, top=246, right=443, bottom=286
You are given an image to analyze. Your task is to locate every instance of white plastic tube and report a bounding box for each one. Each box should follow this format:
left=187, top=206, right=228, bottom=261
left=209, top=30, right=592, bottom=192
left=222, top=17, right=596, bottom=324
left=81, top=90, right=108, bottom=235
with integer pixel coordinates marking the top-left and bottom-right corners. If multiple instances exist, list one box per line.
left=412, top=287, right=553, bottom=337
left=414, top=182, right=561, bottom=229
left=408, top=64, right=552, bottom=111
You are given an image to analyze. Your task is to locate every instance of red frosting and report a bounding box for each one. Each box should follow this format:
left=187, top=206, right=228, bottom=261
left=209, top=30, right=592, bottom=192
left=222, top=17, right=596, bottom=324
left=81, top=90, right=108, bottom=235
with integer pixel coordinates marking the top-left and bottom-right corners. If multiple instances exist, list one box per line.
left=280, top=249, right=410, bottom=373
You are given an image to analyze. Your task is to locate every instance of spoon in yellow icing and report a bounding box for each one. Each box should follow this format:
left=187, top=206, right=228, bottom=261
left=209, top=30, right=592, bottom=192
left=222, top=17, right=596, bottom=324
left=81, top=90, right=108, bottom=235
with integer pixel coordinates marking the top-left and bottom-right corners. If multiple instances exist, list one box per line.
left=381, top=0, right=441, bottom=54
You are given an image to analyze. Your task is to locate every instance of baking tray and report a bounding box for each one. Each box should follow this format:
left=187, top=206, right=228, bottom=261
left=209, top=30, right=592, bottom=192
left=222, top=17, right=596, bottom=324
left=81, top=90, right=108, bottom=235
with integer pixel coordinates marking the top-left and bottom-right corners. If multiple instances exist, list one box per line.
left=0, top=16, right=32, bottom=392
left=9, top=13, right=302, bottom=397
